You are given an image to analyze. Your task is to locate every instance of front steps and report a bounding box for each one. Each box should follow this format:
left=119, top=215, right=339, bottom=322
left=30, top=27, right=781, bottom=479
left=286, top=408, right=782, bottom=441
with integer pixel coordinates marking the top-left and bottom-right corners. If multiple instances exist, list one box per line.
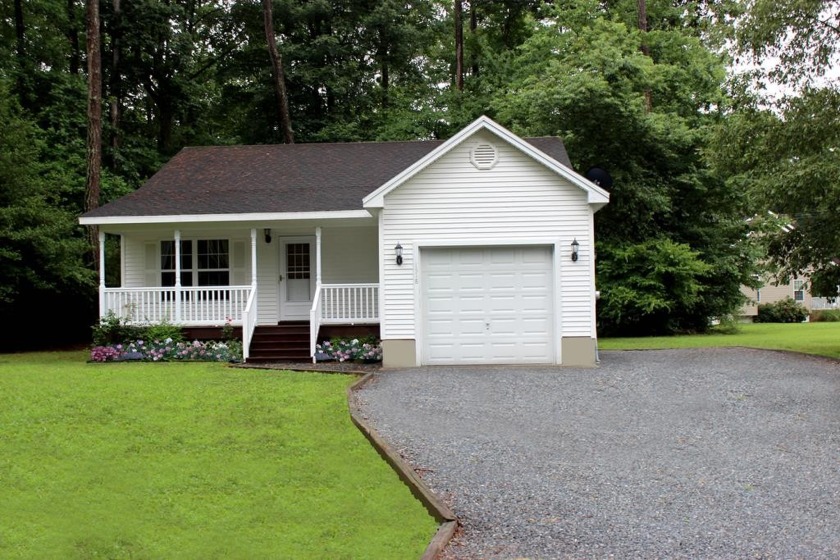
left=247, top=321, right=310, bottom=363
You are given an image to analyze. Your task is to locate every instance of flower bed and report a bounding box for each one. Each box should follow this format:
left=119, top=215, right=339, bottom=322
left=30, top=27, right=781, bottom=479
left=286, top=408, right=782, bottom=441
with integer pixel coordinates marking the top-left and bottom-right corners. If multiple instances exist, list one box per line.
left=315, top=338, right=382, bottom=363
left=90, top=338, right=242, bottom=363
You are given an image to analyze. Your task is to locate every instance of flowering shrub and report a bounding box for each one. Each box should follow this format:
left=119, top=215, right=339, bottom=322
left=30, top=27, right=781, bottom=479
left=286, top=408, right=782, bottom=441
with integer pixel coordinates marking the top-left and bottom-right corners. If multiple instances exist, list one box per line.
left=90, top=338, right=242, bottom=363
left=316, top=337, right=382, bottom=363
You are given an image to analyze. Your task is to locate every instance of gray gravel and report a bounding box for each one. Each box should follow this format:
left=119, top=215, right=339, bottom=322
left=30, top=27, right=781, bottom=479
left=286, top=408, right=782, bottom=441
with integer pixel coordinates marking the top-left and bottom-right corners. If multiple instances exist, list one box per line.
left=355, top=348, right=840, bottom=559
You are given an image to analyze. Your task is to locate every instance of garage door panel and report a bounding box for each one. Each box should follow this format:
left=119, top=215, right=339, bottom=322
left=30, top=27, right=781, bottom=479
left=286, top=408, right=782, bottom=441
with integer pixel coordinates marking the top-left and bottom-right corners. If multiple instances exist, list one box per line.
left=422, top=246, right=554, bottom=365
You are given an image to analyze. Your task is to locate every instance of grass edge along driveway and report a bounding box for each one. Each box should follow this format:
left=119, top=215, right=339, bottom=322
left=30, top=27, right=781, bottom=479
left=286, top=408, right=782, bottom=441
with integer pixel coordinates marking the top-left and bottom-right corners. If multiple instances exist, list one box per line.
left=0, top=352, right=437, bottom=559
left=600, top=322, right=840, bottom=360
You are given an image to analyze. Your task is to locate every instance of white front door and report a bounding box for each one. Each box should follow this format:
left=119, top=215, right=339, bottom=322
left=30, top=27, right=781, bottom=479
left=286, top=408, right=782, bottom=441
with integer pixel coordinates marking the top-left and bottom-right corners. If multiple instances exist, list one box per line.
left=421, top=246, right=554, bottom=364
left=279, top=237, right=315, bottom=321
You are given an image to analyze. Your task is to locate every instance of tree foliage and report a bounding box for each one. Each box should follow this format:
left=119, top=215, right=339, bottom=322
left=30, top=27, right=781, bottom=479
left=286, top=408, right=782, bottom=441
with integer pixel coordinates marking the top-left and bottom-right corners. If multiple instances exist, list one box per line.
left=0, top=0, right=778, bottom=343
left=493, top=0, right=756, bottom=333
left=738, top=0, right=840, bottom=86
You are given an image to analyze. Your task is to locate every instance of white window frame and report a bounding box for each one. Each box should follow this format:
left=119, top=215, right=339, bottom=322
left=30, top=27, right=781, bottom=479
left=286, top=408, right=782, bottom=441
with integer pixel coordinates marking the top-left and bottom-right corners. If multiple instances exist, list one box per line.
left=161, top=239, right=231, bottom=287
left=793, top=279, right=805, bottom=302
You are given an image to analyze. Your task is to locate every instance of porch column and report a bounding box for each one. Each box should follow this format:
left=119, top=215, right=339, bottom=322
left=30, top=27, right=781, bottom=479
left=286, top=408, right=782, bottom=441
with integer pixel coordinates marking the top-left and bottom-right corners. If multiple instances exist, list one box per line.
left=174, top=230, right=181, bottom=323
left=315, top=227, right=322, bottom=286
left=98, top=230, right=106, bottom=318
left=250, top=228, right=257, bottom=286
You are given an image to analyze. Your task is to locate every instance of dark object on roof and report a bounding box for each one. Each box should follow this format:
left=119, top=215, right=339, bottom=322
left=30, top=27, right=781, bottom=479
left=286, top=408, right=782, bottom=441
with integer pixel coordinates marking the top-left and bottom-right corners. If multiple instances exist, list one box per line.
left=82, top=137, right=572, bottom=218
left=585, top=167, right=613, bottom=189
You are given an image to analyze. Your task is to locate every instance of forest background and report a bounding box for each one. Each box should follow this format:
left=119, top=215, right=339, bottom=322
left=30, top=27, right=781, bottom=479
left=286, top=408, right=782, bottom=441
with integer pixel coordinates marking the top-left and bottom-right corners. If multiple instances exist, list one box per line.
left=1, top=0, right=838, bottom=350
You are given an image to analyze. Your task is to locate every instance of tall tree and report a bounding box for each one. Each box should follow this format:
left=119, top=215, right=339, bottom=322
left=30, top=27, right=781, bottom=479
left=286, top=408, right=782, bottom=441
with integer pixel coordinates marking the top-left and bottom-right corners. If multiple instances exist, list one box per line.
left=454, top=0, right=464, bottom=91
left=262, top=0, right=294, bottom=144
left=726, top=0, right=840, bottom=296
left=494, top=0, right=755, bottom=334
left=84, top=0, right=102, bottom=263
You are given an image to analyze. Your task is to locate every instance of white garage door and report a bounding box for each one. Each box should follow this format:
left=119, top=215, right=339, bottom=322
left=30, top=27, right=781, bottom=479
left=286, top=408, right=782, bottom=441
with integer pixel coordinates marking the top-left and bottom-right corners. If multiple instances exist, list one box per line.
left=421, top=246, right=554, bottom=364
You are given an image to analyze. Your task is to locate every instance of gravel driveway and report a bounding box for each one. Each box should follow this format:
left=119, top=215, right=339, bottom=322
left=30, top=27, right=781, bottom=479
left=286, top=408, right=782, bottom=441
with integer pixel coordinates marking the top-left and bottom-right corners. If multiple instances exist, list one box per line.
left=355, top=348, right=840, bottom=559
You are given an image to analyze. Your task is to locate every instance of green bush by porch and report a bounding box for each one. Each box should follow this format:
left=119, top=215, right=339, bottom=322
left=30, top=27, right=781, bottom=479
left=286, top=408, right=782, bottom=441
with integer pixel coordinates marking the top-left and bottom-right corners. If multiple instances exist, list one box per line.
left=0, top=352, right=436, bottom=558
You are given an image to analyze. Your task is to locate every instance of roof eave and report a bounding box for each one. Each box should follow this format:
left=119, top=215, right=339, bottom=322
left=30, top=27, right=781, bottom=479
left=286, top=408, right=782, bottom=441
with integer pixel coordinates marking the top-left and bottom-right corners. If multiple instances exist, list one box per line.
left=79, top=209, right=373, bottom=226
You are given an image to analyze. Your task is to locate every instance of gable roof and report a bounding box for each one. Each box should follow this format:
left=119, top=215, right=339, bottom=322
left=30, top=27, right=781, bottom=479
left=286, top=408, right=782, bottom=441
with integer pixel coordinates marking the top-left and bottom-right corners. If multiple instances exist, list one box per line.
left=79, top=118, right=588, bottom=225
left=364, top=116, right=609, bottom=209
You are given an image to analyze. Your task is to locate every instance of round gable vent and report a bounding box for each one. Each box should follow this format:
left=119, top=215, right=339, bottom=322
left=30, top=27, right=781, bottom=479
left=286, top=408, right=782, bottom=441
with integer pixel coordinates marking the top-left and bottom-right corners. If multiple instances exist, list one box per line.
left=470, top=143, right=498, bottom=170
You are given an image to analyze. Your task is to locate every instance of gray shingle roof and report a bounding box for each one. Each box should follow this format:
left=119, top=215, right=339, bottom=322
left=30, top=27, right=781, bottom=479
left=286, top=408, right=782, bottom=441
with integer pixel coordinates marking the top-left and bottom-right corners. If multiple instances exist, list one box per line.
left=82, top=137, right=572, bottom=218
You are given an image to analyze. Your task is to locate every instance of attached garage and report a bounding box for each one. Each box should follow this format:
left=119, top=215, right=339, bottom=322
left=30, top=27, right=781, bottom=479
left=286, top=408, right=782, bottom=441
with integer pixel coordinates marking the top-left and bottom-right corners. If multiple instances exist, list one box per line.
left=421, top=246, right=554, bottom=365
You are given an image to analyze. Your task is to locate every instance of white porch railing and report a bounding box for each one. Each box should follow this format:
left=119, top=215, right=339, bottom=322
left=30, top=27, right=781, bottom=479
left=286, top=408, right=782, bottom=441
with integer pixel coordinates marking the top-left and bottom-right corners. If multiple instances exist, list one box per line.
left=101, top=285, right=253, bottom=325
left=811, top=297, right=839, bottom=310
left=320, top=284, right=380, bottom=324
left=310, top=283, right=380, bottom=360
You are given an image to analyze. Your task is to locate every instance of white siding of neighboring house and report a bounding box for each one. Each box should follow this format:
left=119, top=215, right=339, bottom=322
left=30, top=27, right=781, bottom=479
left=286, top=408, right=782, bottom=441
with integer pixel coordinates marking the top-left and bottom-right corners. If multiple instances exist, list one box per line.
left=380, top=130, right=596, bottom=343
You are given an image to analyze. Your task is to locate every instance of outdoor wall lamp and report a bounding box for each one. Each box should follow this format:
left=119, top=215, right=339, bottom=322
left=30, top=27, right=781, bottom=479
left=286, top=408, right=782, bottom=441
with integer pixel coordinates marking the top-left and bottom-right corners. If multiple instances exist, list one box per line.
left=571, top=238, right=579, bottom=262
left=395, top=242, right=403, bottom=265
left=264, top=228, right=272, bottom=243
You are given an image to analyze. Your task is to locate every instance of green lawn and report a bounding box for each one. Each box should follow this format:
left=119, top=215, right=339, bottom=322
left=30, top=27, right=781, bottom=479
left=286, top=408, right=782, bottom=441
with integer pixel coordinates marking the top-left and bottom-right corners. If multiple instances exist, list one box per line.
left=600, top=321, right=840, bottom=360
left=0, top=352, right=437, bottom=559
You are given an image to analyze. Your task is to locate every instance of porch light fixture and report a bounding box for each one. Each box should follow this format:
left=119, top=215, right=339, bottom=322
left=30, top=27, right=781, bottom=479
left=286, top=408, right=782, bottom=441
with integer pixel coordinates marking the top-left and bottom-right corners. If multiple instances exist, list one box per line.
left=264, top=228, right=272, bottom=243
left=395, top=242, right=403, bottom=266
left=571, top=238, right=579, bottom=262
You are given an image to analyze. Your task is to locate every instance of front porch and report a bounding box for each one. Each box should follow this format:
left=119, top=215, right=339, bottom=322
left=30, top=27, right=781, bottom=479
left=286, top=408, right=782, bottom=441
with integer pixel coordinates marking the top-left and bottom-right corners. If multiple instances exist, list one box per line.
left=95, top=225, right=380, bottom=362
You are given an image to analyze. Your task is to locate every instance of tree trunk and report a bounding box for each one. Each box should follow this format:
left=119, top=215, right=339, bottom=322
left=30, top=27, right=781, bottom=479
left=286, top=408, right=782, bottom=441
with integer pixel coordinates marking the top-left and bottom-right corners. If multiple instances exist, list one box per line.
left=470, top=0, right=478, bottom=77
left=637, top=0, right=652, bottom=112
left=454, top=0, right=464, bottom=91
left=109, top=0, right=122, bottom=168
left=262, top=0, right=294, bottom=144
left=85, top=0, right=102, bottom=265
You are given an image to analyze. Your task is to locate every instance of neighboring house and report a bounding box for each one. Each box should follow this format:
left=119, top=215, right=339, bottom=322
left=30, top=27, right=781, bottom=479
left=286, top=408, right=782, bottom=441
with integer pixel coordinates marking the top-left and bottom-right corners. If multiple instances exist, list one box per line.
left=80, top=116, right=610, bottom=366
left=740, top=276, right=839, bottom=318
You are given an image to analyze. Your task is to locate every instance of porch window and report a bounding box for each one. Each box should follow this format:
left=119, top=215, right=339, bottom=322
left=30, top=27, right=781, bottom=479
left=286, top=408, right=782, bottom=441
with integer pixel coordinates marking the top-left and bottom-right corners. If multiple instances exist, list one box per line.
left=161, top=239, right=230, bottom=290
left=161, top=240, right=193, bottom=287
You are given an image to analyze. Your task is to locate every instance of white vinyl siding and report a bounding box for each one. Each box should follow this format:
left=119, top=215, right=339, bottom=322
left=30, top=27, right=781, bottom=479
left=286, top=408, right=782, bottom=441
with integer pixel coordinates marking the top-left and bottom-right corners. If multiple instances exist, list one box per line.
left=321, top=226, right=378, bottom=283
left=381, top=130, right=596, bottom=341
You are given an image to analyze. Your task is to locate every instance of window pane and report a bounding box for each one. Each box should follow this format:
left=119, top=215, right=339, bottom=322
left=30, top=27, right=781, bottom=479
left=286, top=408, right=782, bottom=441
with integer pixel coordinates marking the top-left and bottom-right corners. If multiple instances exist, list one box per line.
left=198, top=239, right=229, bottom=270
left=180, top=240, right=192, bottom=269
left=161, top=241, right=175, bottom=270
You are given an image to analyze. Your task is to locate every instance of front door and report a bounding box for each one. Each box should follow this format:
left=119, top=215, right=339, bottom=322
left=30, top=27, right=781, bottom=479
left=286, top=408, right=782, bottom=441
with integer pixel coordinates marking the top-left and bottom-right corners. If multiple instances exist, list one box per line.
left=279, top=237, right=315, bottom=321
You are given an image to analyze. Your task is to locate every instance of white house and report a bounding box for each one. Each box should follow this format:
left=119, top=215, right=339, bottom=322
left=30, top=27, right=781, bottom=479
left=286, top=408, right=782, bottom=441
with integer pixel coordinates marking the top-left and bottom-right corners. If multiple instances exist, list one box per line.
left=80, top=116, right=610, bottom=367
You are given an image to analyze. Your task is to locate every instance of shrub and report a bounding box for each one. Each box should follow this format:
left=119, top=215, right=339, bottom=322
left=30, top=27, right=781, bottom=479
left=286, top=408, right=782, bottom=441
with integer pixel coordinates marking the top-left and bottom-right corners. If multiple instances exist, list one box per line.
left=811, top=309, right=840, bottom=322
left=145, top=320, right=184, bottom=344
left=755, top=297, right=808, bottom=323
left=92, top=311, right=144, bottom=346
